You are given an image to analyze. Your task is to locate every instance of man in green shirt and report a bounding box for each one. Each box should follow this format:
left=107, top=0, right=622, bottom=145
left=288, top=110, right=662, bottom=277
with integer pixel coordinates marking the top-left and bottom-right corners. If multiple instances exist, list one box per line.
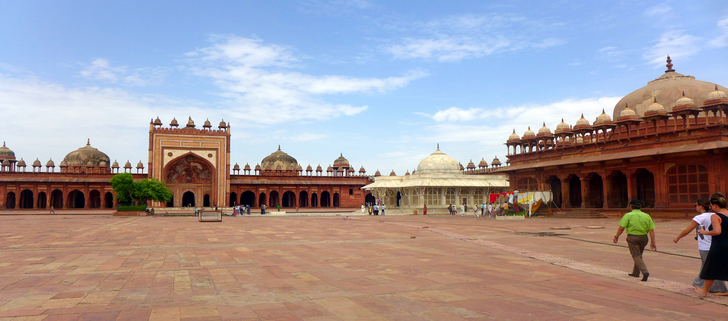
left=613, top=199, right=657, bottom=281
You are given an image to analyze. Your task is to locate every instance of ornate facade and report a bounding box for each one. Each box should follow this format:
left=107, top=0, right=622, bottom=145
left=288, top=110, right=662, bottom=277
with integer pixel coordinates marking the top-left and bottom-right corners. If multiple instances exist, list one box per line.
left=497, top=57, right=728, bottom=216
left=0, top=117, right=372, bottom=210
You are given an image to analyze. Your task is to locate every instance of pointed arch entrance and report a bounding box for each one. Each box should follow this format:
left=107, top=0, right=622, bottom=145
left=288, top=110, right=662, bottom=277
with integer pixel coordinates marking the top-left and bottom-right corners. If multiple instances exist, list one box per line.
left=587, top=173, right=603, bottom=208
left=568, top=175, right=581, bottom=208
left=609, top=171, right=628, bottom=208
left=19, top=190, right=33, bottom=209
left=635, top=168, right=655, bottom=208
left=321, top=191, right=331, bottom=207
left=164, top=154, right=215, bottom=208
left=182, top=191, right=195, bottom=207
left=547, top=176, right=562, bottom=208
left=299, top=191, right=308, bottom=207
left=68, top=190, right=85, bottom=209
left=282, top=191, right=296, bottom=207
left=311, top=193, right=318, bottom=207
left=333, top=193, right=340, bottom=207
left=241, top=191, right=255, bottom=207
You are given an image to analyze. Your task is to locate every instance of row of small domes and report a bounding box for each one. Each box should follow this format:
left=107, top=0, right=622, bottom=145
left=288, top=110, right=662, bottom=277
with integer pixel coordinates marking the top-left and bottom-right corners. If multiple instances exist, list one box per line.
left=508, top=85, right=728, bottom=141
left=233, top=162, right=366, bottom=173
left=152, top=116, right=228, bottom=129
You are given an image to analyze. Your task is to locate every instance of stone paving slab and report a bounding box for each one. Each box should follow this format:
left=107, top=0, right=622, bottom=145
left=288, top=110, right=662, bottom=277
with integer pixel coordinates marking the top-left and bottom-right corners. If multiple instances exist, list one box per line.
left=0, top=215, right=726, bottom=320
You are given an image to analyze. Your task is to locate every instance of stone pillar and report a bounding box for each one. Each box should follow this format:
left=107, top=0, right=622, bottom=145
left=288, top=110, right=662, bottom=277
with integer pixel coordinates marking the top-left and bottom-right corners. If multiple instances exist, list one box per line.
left=580, top=177, right=587, bottom=209
left=652, top=165, right=668, bottom=208
left=561, top=176, right=571, bottom=209
left=602, top=174, right=610, bottom=209
left=627, top=171, right=635, bottom=202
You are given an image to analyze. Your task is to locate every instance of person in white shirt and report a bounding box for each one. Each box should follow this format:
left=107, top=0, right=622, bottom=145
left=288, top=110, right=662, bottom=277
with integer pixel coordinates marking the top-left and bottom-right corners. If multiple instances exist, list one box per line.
left=673, top=198, right=728, bottom=293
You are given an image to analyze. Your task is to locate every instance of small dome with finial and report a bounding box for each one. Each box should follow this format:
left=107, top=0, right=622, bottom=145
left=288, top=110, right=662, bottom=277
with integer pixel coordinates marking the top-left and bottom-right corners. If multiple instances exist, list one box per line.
left=170, top=117, right=179, bottom=127
left=575, top=114, right=591, bottom=127
left=17, top=158, right=26, bottom=167
left=244, top=163, right=251, bottom=170
left=359, top=166, right=366, bottom=173
left=186, top=117, right=195, bottom=128
left=112, top=160, right=119, bottom=168
left=491, top=156, right=501, bottom=166
left=32, top=158, right=41, bottom=167
left=537, top=122, right=551, bottom=135
left=233, top=163, right=240, bottom=170
left=594, top=109, right=612, bottom=125
left=467, top=160, right=475, bottom=170
left=405, top=170, right=410, bottom=176
left=124, top=160, right=132, bottom=169
left=555, top=118, right=570, bottom=133
left=316, top=164, right=323, bottom=172
left=459, top=162, right=464, bottom=170
left=136, top=161, right=144, bottom=169
left=46, top=159, right=55, bottom=167
left=298, top=165, right=303, bottom=172
left=203, top=119, right=212, bottom=128
left=523, top=126, right=535, bottom=138
left=479, top=158, right=488, bottom=168
left=327, top=165, right=334, bottom=172
left=374, top=169, right=381, bottom=177
left=645, top=97, right=666, bottom=115
left=707, top=84, right=728, bottom=101
left=619, top=103, right=638, bottom=118
left=218, top=119, right=227, bottom=129
left=255, top=163, right=262, bottom=171
left=389, top=170, right=396, bottom=176
left=153, top=117, right=162, bottom=126
left=508, top=129, right=520, bottom=141
left=306, top=164, right=313, bottom=171
left=676, top=91, right=694, bottom=107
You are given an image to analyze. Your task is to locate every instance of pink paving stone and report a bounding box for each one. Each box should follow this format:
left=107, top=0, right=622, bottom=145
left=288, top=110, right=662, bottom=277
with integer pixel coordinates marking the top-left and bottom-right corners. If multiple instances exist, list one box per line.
left=1, top=215, right=728, bottom=320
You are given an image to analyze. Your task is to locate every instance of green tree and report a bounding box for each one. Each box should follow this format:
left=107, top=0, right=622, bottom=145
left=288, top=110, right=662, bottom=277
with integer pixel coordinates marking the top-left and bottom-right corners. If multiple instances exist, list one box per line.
left=110, top=173, right=135, bottom=203
left=133, top=178, right=173, bottom=205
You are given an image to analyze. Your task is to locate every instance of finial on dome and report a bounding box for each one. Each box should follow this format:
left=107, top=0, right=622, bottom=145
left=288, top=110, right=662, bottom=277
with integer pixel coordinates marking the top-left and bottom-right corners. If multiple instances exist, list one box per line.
left=278, top=145, right=281, bottom=151
left=437, top=143, right=440, bottom=150
left=542, top=122, right=545, bottom=127
left=665, top=55, right=674, bottom=73
left=653, top=97, right=657, bottom=103
left=602, top=108, right=606, bottom=114
left=87, top=138, right=90, bottom=146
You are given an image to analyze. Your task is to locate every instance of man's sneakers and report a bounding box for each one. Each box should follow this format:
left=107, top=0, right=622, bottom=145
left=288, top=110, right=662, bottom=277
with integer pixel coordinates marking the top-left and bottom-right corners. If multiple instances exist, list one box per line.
left=641, top=273, right=649, bottom=282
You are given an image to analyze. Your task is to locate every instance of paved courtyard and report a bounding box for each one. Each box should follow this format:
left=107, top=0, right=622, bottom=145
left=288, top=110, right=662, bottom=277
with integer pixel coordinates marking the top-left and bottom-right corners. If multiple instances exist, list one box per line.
left=0, top=213, right=726, bottom=320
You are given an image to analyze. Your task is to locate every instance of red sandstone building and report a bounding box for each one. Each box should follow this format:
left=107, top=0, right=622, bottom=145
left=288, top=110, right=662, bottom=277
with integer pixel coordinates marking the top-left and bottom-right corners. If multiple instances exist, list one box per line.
left=497, top=57, right=728, bottom=216
left=0, top=117, right=372, bottom=210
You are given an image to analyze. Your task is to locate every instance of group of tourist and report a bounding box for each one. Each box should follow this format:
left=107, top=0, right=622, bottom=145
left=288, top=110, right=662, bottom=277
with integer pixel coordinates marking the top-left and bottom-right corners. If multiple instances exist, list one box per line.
left=614, top=193, right=728, bottom=297
left=444, top=203, right=495, bottom=217
left=232, top=204, right=251, bottom=216
left=361, top=203, right=385, bottom=215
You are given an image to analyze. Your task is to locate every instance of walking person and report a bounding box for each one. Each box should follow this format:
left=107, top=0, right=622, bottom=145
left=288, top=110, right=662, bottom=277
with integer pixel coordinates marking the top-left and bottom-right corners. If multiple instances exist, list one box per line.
left=460, top=204, right=465, bottom=216
left=673, top=198, right=728, bottom=293
left=381, top=204, right=385, bottom=215
left=613, top=199, right=656, bottom=281
left=423, top=204, right=427, bottom=215
left=49, top=206, right=55, bottom=215
left=695, top=192, right=728, bottom=297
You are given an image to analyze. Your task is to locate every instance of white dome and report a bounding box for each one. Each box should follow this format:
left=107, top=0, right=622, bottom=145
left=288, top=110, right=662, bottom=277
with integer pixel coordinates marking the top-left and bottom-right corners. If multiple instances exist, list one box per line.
left=416, top=145, right=462, bottom=175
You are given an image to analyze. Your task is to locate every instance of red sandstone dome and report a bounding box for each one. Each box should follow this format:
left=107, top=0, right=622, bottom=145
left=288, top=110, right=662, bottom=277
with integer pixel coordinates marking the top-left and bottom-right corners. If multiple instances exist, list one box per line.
left=62, top=140, right=111, bottom=167
left=261, top=145, right=298, bottom=170
left=613, top=56, right=728, bottom=119
left=0, top=142, right=16, bottom=162
left=333, top=153, right=349, bottom=168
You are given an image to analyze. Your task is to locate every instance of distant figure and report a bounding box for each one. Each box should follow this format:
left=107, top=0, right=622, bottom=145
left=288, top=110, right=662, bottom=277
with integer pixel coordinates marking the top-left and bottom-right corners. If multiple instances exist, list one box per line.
left=296, top=206, right=299, bottom=213
left=381, top=204, right=385, bottom=215
left=246, top=204, right=250, bottom=215
left=423, top=204, right=427, bottom=215
left=613, top=199, right=656, bottom=282
left=460, top=204, right=465, bottom=216
left=695, top=192, right=728, bottom=297
left=261, top=204, right=266, bottom=215
left=277, top=205, right=280, bottom=212
left=49, top=206, right=55, bottom=214
left=361, top=204, right=366, bottom=214
left=673, top=198, right=727, bottom=293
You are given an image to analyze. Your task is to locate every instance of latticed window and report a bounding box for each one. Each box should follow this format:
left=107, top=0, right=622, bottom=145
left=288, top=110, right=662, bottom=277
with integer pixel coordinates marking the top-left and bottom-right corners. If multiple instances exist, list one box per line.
left=515, top=177, right=538, bottom=191
left=445, top=188, right=457, bottom=205
left=425, top=188, right=440, bottom=205
left=667, top=164, right=709, bottom=204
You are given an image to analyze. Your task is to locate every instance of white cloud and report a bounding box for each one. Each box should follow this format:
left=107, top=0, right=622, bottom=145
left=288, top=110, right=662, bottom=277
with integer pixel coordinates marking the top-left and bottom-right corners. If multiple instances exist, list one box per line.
left=709, top=16, right=728, bottom=48
left=79, top=58, right=165, bottom=86
left=188, top=35, right=426, bottom=124
left=384, top=13, right=565, bottom=61
left=644, top=30, right=702, bottom=67
left=0, top=74, right=202, bottom=165
left=644, top=4, right=673, bottom=18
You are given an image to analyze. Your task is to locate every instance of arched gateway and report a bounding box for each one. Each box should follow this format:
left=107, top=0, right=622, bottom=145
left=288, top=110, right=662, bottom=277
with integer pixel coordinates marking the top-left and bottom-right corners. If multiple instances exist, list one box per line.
left=164, top=154, right=215, bottom=208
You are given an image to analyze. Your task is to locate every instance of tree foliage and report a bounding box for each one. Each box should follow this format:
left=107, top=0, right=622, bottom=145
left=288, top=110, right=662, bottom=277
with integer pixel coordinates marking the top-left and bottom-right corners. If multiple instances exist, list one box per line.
left=110, top=174, right=173, bottom=205
left=133, top=178, right=173, bottom=204
left=110, top=173, right=135, bottom=203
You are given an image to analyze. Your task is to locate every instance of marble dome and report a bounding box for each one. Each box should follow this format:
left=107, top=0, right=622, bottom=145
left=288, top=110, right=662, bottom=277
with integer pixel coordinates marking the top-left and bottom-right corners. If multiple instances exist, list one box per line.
left=613, top=56, right=728, bottom=119
left=416, top=145, right=462, bottom=175
left=62, top=140, right=110, bottom=167
left=261, top=145, right=298, bottom=170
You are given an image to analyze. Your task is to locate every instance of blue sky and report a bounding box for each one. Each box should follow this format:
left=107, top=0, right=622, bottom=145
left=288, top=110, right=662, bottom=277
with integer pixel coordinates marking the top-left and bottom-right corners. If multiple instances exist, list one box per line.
left=1, top=0, right=727, bottom=175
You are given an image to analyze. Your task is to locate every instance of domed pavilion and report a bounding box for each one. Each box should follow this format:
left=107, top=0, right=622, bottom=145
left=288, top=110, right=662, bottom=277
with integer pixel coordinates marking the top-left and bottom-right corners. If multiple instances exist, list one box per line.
left=363, top=144, right=508, bottom=214
left=498, top=56, right=728, bottom=216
